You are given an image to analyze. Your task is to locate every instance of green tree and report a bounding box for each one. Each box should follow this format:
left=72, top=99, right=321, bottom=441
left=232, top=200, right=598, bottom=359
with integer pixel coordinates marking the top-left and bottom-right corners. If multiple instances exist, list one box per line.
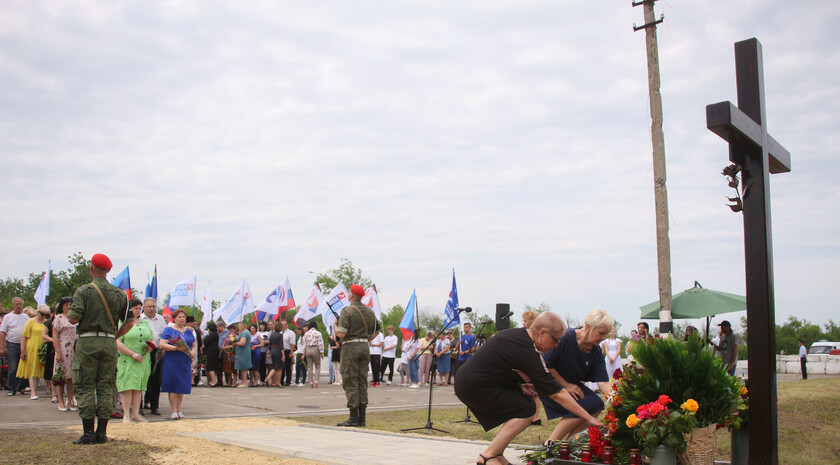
left=313, top=258, right=373, bottom=294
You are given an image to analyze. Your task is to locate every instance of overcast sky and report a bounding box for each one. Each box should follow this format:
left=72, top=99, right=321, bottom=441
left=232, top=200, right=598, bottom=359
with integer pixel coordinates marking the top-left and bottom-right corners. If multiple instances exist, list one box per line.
left=1, top=1, right=838, bottom=334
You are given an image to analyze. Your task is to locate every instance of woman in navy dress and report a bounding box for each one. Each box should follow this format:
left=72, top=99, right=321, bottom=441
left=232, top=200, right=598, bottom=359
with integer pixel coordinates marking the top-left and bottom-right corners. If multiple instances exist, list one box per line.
left=540, top=308, right=613, bottom=442
left=159, top=309, right=197, bottom=420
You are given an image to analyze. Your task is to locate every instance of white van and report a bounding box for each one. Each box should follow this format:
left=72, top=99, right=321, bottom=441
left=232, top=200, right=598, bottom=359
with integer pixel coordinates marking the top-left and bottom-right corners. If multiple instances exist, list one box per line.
left=809, top=341, right=840, bottom=355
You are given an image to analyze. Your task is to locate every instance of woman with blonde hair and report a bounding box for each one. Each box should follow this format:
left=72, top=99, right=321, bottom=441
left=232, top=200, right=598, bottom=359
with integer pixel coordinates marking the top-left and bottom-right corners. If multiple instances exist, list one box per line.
left=541, top=308, right=613, bottom=442
left=17, top=305, right=50, bottom=399
left=231, top=322, right=252, bottom=387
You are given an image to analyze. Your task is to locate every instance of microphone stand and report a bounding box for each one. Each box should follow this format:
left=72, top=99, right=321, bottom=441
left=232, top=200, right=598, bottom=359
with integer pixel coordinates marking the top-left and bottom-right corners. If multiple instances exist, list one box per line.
left=452, top=320, right=489, bottom=426
left=401, top=308, right=468, bottom=435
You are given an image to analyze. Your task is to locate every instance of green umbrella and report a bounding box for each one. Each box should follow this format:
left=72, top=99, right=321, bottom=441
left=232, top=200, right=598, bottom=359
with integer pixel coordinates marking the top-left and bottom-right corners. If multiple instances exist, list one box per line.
left=639, top=281, right=746, bottom=320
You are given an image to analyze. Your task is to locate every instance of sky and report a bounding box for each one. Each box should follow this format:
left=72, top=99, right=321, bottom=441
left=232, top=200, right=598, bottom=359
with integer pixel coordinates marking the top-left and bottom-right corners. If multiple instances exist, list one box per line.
left=1, top=1, right=838, bottom=335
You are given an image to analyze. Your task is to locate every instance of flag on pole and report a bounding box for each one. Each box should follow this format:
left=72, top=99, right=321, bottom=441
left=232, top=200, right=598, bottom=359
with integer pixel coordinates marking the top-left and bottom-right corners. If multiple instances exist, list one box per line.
left=243, top=281, right=255, bottom=318
left=322, top=283, right=350, bottom=335
left=199, top=281, right=212, bottom=332
left=163, top=275, right=196, bottom=318
left=145, top=265, right=158, bottom=300
left=34, top=261, right=51, bottom=307
left=218, top=280, right=246, bottom=325
left=443, top=270, right=460, bottom=330
left=399, top=290, right=417, bottom=340
left=110, top=266, right=131, bottom=299
left=361, top=285, right=382, bottom=320
left=254, top=276, right=296, bottom=322
left=294, top=285, right=325, bottom=326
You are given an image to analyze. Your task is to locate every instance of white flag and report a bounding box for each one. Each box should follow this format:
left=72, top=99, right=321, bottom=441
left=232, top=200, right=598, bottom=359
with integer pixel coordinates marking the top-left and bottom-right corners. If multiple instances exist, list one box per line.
left=33, top=261, right=50, bottom=307
left=168, top=276, right=197, bottom=307
left=321, top=283, right=350, bottom=335
left=218, top=280, right=245, bottom=325
left=295, top=286, right=325, bottom=326
left=199, top=281, right=212, bottom=332
left=361, top=286, right=382, bottom=320
left=242, top=281, right=256, bottom=317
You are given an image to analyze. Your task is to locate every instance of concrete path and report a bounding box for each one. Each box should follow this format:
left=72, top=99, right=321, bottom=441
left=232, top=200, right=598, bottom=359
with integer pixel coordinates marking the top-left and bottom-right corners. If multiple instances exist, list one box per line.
left=185, top=423, right=522, bottom=465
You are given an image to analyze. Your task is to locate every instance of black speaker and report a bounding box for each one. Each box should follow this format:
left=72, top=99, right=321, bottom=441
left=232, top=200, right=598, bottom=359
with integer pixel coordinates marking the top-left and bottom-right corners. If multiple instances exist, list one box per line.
left=495, top=303, right=512, bottom=330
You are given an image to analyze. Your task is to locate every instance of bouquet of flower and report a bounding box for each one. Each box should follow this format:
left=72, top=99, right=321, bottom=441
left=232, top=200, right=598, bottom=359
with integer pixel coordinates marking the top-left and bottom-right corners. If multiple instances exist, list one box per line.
left=170, top=335, right=187, bottom=349
left=144, top=340, right=157, bottom=354
left=53, top=364, right=67, bottom=385
left=624, top=395, right=698, bottom=456
left=725, top=385, right=749, bottom=430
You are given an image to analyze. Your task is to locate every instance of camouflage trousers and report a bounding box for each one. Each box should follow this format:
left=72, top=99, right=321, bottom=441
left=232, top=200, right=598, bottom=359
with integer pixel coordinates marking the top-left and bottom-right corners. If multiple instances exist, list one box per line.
left=73, top=337, right=118, bottom=420
left=340, top=342, right=370, bottom=409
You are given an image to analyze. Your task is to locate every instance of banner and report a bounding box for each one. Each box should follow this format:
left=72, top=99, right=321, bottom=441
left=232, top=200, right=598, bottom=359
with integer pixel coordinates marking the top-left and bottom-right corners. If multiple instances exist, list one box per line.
left=218, top=280, right=246, bottom=325
left=361, top=285, right=382, bottom=320
left=33, top=261, right=50, bottom=307
left=294, top=285, right=325, bottom=326
left=399, top=290, right=417, bottom=340
left=443, top=270, right=460, bottom=330
left=321, top=283, right=350, bottom=335
left=168, top=275, right=196, bottom=307
left=110, top=266, right=131, bottom=299
left=199, top=281, right=212, bottom=332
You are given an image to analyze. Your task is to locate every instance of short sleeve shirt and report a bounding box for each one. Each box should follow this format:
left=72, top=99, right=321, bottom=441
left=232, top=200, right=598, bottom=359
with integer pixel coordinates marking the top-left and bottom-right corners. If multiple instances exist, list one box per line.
left=458, top=334, right=477, bottom=361
left=369, top=333, right=384, bottom=355
left=67, top=277, right=131, bottom=334
left=0, top=312, right=30, bottom=343
left=720, top=333, right=737, bottom=363
left=543, top=328, right=608, bottom=385
left=382, top=334, right=398, bottom=358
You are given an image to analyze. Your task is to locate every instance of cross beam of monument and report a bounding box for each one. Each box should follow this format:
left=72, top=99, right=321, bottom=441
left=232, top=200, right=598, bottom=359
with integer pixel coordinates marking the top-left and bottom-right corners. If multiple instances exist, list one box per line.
left=706, top=38, right=790, bottom=465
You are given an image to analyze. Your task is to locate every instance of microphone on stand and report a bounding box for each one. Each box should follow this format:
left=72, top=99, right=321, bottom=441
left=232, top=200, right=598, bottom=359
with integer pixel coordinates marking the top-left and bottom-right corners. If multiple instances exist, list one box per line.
left=479, top=320, right=493, bottom=325
left=501, top=311, right=514, bottom=320
left=455, top=307, right=472, bottom=313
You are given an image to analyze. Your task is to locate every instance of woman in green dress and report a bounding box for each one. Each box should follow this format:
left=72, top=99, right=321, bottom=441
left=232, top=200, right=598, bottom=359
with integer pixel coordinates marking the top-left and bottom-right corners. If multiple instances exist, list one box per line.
left=116, top=299, right=153, bottom=422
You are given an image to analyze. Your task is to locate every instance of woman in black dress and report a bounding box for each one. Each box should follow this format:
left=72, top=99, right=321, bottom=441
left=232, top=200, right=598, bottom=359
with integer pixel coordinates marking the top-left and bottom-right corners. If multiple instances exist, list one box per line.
left=202, top=323, right=220, bottom=387
left=454, top=312, right=603, bottom=465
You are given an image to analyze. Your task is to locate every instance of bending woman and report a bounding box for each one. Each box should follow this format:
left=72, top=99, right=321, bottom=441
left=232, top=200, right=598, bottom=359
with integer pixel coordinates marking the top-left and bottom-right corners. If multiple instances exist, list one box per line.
left=454, top=312, right=602, bottom=465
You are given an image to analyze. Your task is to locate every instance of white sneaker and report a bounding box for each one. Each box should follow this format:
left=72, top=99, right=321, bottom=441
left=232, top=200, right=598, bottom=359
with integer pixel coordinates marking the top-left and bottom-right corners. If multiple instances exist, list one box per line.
left=409, top=384, right=419, bottom=389
left=385, top=381, right=391, bottom=385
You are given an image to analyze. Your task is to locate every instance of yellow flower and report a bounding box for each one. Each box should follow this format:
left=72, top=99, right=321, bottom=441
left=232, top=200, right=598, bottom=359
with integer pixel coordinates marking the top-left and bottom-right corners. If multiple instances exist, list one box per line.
left=681, top=399, right=699, bottom=413
left=626, top=414, right=640, bottom=428
left=740, top=386, right=748, bottom=395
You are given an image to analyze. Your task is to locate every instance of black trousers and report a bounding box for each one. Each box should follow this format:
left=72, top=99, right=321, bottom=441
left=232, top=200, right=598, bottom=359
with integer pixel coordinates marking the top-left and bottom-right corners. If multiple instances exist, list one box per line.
left=801, top=357, right=808, bottom=379
left=369, top=354, right=381, bottom=383
left=144, top=349, right=161, bottom=410
left=280, top=350, right=293, bottom=385
left=380, top=356, right=395, bottom=381
left=259, top=351, right=268, bottom=382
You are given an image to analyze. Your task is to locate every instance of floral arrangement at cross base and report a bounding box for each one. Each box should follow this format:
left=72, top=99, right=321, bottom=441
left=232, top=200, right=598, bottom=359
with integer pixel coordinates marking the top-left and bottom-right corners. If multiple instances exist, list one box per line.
left=624, top=395, right=698, bottom=457
left=519, top=427, right=618, bottom=464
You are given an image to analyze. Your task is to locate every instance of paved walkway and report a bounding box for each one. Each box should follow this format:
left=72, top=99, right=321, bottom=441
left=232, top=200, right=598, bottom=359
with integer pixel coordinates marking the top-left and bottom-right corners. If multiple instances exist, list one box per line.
left=185, top=423, right=521, bottom=465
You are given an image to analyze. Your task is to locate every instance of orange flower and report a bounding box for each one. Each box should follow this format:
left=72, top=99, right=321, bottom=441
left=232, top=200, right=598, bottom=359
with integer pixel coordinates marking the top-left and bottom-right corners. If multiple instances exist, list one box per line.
left=681, top=399, right=699, bottom=413
left=658, top=395, right=672, bottom=405
left=740, top=386, right=748, bottom=395
left=626, top=414, right=639, bottom=428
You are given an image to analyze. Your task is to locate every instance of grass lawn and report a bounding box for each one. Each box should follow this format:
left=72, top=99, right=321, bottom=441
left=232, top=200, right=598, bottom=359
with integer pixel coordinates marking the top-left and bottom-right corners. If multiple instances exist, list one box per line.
left=0, top=428, right=164, bottom=465
left=297, top=378, right=840, bottom=464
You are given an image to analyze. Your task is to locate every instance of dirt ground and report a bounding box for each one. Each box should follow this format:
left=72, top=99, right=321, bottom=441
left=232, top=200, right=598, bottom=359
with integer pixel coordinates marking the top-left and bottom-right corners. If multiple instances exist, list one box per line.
left=67, top=417, right=324, bottom=465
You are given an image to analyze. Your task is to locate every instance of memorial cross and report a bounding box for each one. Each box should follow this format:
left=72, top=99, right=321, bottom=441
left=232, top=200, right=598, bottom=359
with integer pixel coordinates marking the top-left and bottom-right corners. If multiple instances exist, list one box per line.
left=706, top=38, right=790, bottom=465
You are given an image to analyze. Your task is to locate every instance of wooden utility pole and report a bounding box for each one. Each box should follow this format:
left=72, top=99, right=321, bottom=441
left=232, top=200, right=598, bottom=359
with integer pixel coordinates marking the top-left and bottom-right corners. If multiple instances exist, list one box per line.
left=633, top=0, right=672, bottom=334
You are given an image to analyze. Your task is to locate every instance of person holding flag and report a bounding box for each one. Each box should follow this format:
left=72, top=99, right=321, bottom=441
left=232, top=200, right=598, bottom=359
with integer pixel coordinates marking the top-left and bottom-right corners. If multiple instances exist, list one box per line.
left=334, top=284, right=376, bottom=427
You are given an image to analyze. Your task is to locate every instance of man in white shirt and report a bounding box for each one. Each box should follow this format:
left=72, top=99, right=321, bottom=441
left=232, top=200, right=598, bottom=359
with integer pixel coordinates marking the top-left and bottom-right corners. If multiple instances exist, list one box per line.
left=798, top=339, right=808, bottom=380
left=279, top=320, right=296, bottom=386
left=369, top=324, right=384, bottom=387
left=381, top=325, right=398, bottom=385
left=0, top=297, right=30, bottom=395
left=140, top=298, right=166, bottom=415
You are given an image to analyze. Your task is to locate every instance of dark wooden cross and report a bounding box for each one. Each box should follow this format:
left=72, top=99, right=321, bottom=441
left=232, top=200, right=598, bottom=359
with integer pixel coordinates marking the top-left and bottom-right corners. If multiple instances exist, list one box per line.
left=706, top=38, right=791, bottom=465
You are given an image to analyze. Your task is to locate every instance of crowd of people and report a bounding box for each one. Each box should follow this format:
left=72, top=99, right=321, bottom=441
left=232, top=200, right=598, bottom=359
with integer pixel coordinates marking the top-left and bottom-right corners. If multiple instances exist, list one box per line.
left=1, top=253, right=741, bottom=460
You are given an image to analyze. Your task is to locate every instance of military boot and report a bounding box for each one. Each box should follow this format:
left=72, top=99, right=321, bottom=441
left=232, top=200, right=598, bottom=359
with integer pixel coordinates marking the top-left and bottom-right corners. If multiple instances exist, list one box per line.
left=337, top=408, right=360, bottom=427
left=73, top=418, right=97, bottom=445
left=95, top=417, right=109, bottom=444
left=358, top=405, right=366, bottom=427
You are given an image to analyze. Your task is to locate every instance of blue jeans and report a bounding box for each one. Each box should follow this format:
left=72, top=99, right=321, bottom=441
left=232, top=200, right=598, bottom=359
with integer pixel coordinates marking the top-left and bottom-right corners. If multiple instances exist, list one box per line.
left=6, top=342, right=22, bottom=392
left=408, top=356, right=420, bottom=383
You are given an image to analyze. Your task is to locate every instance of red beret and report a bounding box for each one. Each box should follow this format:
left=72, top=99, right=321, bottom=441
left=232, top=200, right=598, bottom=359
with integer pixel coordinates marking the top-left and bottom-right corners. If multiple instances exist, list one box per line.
left=350, top=284, right=365, bottom=297
left=91, top=253, right=113, bottom=270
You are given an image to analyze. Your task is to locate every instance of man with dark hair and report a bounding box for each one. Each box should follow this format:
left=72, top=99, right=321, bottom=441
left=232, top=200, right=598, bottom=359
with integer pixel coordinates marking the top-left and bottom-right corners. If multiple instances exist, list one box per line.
left=335, top=284, right=376, bottom=427
left=798, top=339, right=808, bottom=380
left=709, top=320, right=738, bottom=376
left=0, top=297, right=29, bottom=395
left=141, top=297, right=165, bottom=415
left=279, top=320, right=296, bottom=386
left=67, top=253, right=133, bottom=445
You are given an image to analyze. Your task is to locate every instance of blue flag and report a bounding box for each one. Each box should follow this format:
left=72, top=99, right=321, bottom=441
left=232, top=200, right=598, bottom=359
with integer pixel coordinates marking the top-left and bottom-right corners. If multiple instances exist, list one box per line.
left=399, top=290, right=417, bottom=340
left=110, top=266, right=131, bottom=299
left=145, top=265, right=158, bottom=300
left=443, top=270, right=459, bottom=330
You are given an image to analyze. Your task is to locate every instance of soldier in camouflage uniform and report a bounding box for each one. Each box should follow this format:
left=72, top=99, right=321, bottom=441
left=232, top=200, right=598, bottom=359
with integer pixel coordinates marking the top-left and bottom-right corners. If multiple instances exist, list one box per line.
left=66, top=253, right=133, bottom=445
left=335, top=284, right=376, bottom=427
